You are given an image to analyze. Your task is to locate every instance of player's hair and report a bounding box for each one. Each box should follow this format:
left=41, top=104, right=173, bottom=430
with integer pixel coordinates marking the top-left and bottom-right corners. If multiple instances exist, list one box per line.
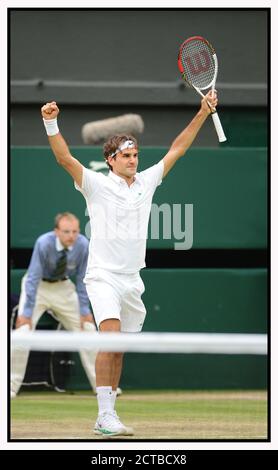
left=54, top=212, right=80, bottom=229
left=103, top=134, right=138, bottom=171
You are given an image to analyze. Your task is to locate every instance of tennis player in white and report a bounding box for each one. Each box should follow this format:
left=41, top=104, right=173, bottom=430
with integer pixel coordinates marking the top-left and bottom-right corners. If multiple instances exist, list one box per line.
left=41, top=90, right=218, bottom=437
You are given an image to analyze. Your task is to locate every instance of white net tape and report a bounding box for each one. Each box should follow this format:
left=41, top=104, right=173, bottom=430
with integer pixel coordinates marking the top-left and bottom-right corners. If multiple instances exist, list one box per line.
left=11, top=331, right=267, bottom=355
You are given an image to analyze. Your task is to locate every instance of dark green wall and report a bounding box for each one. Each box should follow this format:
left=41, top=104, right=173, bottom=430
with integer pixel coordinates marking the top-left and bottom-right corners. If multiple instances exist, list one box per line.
left=141, top=269, right=267, bottom=334
left=11, top=146, right=267, bottom=249
left=124, top=268, right=268, bottom=389
left=10, top=268, right=267, bottom=389
left=10, top=144, right=267, bottom=390
left=10, top=105, right=267, bottom=147
left=11, top=268, right=267, bottom=334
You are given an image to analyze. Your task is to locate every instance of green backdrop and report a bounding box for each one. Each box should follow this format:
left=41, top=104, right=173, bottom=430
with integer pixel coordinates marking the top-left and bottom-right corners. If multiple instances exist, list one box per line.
left=10, top=268, right=267, bottom=389
left=10, top=145, right=267, bottom=390
left=11, top=146, right=267, bottom=249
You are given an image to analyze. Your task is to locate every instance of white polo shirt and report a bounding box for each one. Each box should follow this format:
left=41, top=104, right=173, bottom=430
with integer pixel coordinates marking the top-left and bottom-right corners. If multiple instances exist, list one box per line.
left=75, top=160, right=164, bottom=276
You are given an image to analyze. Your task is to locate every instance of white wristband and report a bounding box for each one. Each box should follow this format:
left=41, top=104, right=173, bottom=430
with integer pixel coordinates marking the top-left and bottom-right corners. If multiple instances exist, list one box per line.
left=43, top=118, right=59, bottom=136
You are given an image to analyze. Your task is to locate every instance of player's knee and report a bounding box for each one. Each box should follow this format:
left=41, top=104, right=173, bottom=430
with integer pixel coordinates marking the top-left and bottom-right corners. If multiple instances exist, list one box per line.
left=99, top=318, right=121, bottom=332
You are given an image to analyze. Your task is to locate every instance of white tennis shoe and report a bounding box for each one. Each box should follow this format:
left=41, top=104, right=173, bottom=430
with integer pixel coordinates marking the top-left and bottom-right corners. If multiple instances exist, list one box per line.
left=94, top=411, right=134, bottom=437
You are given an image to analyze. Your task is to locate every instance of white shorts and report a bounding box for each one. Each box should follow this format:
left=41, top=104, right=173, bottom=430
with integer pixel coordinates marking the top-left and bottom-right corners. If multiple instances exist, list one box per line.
left=85, top=268, right=146, bottom=332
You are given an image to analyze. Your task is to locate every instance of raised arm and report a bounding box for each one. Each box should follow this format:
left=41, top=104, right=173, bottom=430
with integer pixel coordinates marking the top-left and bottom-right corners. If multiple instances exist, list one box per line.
left=162, top=91, right=218, bottom=178
left=41, top=101, right=83, bottom=187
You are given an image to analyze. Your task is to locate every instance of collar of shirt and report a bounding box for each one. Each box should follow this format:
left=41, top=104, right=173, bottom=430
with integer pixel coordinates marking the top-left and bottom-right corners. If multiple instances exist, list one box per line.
left=108, top=170, right=140, bottom=188
left=55, top=236, right=74, bottom=252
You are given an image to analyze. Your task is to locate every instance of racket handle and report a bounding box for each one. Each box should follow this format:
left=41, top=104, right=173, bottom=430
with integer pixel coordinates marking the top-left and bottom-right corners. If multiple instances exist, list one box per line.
left=211, top=112, right=227, bottom=142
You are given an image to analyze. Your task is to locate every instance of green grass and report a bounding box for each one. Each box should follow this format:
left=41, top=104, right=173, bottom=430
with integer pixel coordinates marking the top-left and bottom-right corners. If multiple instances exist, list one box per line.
left=10, top=390, right=268, bottom=440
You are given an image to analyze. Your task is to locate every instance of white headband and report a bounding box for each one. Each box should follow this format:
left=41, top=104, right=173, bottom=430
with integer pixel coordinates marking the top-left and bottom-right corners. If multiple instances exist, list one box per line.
left=110, top=140, right=136, bottom=158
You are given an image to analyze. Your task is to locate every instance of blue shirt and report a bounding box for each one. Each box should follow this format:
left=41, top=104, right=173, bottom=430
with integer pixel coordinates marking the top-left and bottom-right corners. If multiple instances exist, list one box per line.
left=23, top=231, right=90, bottom=318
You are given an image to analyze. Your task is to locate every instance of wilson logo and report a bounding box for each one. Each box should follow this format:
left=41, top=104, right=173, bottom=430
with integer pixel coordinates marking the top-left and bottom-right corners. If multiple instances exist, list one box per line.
left=185, top=50, right=210, bottom=75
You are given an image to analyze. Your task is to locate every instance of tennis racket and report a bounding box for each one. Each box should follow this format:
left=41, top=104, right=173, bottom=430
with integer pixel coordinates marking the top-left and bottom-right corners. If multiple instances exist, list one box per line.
left=178, top=35, right=227, bottom=143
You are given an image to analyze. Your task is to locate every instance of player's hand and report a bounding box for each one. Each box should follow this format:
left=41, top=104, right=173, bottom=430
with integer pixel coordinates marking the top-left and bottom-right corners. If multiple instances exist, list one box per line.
left=16, top=316, right=32, bottom=329
left=201, top=90, right=218, bottom=115
left=41, top=101, right=59, bottom=120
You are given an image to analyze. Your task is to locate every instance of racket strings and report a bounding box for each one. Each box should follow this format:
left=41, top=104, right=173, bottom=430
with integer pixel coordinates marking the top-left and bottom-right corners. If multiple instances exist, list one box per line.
left=180, top=39, right=215, bottom=89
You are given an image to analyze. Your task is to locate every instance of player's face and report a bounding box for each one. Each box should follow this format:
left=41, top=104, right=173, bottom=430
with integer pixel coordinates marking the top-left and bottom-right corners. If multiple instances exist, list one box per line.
left=110, top=148, right=138, bottom=180
left=55, top=218, right=80, bottom=247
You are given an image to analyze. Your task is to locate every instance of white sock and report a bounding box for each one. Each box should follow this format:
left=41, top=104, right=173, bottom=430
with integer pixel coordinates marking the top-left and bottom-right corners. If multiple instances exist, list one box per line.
left=96, top=386, right=113, bottom=415
left=111, top=390, right=117, bottom=410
